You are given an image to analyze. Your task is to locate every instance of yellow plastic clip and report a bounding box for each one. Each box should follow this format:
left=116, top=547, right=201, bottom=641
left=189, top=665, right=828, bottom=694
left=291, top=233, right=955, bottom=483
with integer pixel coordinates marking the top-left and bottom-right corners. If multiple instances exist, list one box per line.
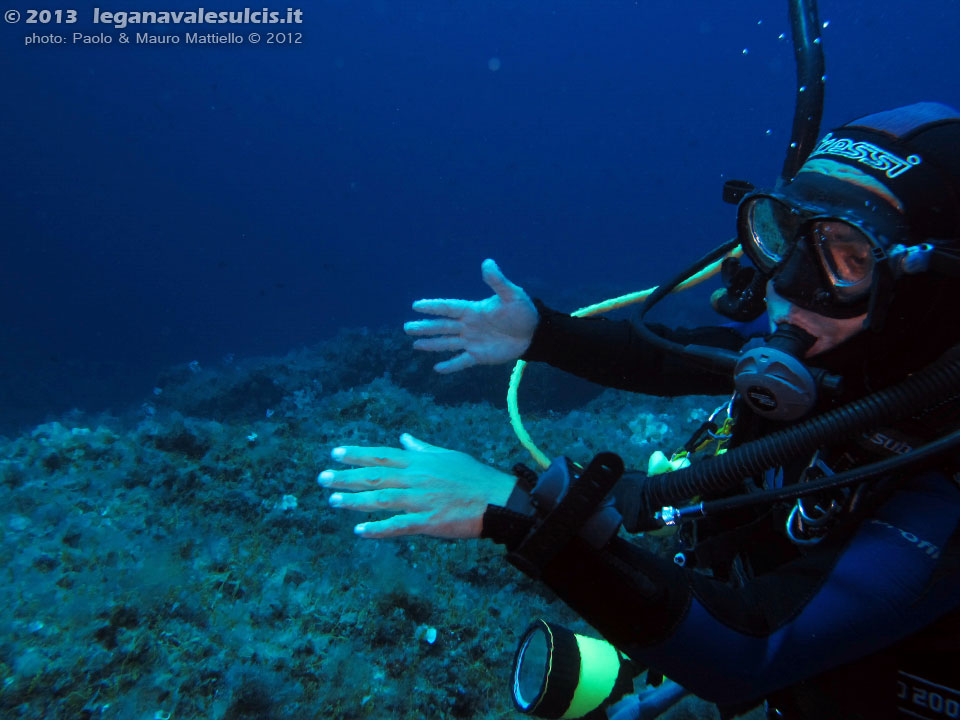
left=647, top=450, right=692, bottom=476
left=711, top=416, right=735, bottom=455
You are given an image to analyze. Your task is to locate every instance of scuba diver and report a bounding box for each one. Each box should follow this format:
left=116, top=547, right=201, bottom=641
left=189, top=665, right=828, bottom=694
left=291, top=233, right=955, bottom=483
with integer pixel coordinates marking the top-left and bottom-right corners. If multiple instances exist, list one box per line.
left=318, top=101, right=960, bottom=720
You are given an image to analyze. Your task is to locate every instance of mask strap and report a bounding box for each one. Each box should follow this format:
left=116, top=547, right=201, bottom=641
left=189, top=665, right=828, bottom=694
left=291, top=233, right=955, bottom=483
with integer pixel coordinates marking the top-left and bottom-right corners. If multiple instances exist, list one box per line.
left=865, top=261, right=895, bottom=331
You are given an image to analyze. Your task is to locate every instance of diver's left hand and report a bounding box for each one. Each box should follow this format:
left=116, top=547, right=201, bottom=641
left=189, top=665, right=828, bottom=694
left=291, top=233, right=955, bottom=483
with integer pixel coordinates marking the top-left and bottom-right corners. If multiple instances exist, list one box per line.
left=318, top=433, right=517, bottom=539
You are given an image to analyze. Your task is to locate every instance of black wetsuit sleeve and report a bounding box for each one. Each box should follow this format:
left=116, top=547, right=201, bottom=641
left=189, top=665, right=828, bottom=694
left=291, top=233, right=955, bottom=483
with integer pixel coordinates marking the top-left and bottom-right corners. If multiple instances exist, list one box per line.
left=492, top=471, right=960, bottom=707
left=521, top=299, right=745, bottom=396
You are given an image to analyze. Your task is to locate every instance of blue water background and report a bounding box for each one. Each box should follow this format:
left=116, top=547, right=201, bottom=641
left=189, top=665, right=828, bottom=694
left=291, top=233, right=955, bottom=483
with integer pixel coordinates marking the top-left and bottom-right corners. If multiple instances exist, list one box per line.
left=2, top=0, right=958, bottom=434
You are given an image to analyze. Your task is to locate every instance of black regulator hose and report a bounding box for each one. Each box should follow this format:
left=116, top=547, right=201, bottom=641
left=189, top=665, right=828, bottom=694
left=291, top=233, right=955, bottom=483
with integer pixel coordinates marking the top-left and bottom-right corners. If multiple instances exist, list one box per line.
left=641, top=237, right=741, bottom=314
left=632, top=238, right=743, bottom=378
left=780, top=0, right=826, bottom=183
left=637, top=350, right=960, bottom=519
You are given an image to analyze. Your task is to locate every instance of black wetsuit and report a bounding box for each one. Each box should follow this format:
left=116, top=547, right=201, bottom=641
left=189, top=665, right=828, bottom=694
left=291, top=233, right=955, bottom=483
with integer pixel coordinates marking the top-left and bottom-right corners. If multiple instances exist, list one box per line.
left=485, top=302, right=960, bottom=720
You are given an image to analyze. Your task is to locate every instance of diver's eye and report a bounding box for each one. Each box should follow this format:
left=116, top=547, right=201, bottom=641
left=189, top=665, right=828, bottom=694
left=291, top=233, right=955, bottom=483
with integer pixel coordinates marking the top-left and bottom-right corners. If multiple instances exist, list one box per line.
left=813, top=221, right=875, bottom=286
left=827, top=240, right=871, bottom=280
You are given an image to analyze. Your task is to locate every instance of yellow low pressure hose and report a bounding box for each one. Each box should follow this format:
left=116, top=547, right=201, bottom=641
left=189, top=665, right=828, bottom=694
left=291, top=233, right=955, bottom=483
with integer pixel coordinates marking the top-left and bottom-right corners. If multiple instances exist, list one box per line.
left=508, top=245, right=742, bottom=468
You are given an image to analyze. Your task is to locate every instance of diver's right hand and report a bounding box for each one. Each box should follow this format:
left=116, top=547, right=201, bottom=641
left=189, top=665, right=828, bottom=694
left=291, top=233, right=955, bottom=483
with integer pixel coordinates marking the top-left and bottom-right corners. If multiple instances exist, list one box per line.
left=404, top=258, right=538, bottom=374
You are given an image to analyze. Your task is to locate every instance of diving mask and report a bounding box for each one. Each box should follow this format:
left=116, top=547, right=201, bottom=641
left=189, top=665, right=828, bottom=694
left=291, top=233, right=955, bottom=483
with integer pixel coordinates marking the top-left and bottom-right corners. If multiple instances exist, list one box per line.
left=736, top=192, right=899, bottom=318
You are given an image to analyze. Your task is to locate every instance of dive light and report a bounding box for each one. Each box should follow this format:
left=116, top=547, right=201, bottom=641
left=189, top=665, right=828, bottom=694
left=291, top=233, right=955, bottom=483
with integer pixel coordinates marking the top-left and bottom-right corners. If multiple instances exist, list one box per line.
left=512, top=619, right=642, bottom=719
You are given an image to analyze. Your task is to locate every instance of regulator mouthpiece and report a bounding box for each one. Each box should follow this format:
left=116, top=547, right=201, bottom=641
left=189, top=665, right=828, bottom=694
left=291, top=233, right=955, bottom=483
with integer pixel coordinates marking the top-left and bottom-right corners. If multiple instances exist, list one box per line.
left=734, top=324, right=842, bottom=420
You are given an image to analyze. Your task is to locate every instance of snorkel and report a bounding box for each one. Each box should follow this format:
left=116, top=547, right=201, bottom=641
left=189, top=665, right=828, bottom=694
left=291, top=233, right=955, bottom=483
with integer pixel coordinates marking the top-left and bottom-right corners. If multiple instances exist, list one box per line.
left=632, top=0, right=836, bottom=422
left=781, top=0, right=827, bottom=183
left=709, top=0, right=827, bottom=323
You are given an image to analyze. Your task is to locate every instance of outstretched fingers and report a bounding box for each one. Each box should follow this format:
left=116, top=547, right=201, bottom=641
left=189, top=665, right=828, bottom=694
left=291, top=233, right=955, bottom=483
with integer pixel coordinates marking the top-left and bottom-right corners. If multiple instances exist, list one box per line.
left=433, top=352, right=477, bottom=374
left=318, top=466, right=410, bottom=492
left=327, top=488, right=414, bottom=512
left=403, top=318, right=461, bottom=337
left=412, top=336, right=466, bottom=353
left=481, top=258, right=523, bottom=302
left=411, top=298, right=471, bottom=320
left=353, top=512, right=436, bottom=538
left=399, top=433, right=442, bottom=452
left=330, top=445, right=410, bottom=468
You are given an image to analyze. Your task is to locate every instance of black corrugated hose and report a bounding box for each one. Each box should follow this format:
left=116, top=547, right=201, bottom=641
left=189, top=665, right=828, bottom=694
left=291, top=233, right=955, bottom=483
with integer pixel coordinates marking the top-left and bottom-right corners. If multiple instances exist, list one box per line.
left=641, top=349, right=960, bottom=510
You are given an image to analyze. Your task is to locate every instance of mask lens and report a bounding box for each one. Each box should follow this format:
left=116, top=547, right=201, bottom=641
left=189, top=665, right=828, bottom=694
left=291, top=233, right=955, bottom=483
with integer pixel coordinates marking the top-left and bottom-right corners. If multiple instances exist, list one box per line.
left=740, top=196, right=804, bottom=272
left=811, top=220, right=875, bottom=299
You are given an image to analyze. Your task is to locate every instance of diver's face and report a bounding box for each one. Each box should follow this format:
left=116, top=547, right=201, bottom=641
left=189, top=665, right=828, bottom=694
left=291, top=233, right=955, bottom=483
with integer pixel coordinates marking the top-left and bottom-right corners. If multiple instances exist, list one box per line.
left=765, top=281, right=866, bottom=357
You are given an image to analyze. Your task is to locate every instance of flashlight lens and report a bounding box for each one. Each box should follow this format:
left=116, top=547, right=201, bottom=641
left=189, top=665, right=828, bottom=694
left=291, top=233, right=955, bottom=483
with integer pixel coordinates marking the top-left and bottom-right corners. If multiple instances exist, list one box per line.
left=514, top=627, right=549, bottom=710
